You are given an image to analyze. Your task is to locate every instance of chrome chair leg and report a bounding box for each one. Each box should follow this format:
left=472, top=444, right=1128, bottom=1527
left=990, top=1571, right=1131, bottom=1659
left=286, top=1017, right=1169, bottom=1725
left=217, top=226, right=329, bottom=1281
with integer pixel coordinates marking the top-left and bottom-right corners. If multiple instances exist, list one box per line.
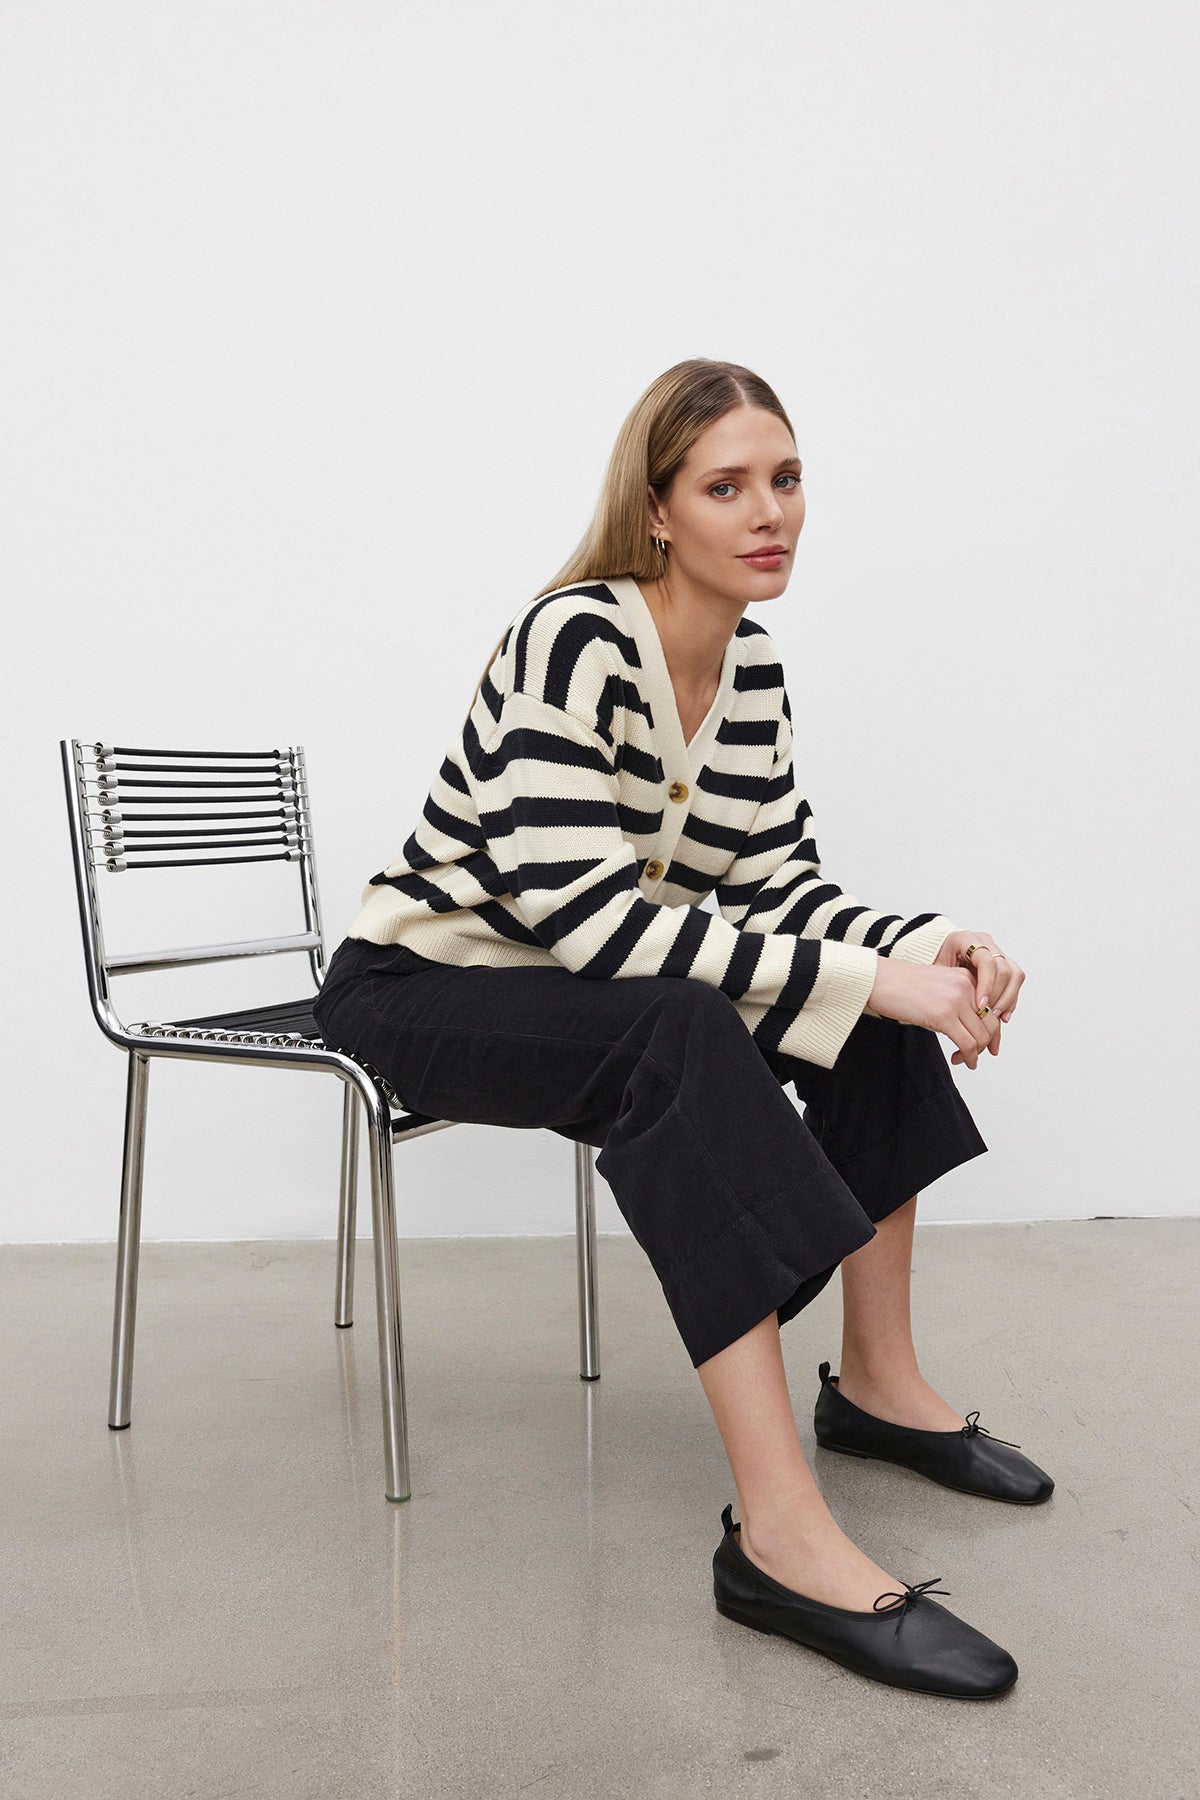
left=334, top=1084, right=359, bottom=1328
left=575, top=1142, right=600, bottom=1381
left=360, top=1078, right=411, bottom=1501
left=109, top=1050, right=150, bottom=1429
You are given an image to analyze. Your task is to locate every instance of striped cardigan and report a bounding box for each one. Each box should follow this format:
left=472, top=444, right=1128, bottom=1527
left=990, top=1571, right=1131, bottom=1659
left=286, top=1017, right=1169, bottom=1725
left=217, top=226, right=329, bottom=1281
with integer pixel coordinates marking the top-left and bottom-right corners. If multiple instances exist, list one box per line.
left=346, top=574, right=957, bottom=1069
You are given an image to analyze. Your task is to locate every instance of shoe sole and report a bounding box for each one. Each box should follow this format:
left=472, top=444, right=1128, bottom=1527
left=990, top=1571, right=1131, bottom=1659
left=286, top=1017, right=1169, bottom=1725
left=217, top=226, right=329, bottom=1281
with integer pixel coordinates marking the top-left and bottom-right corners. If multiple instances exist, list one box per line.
left=714, top=1600, right=1018, bottom=1700
left=815, top=1437, right=1053, bottom=1504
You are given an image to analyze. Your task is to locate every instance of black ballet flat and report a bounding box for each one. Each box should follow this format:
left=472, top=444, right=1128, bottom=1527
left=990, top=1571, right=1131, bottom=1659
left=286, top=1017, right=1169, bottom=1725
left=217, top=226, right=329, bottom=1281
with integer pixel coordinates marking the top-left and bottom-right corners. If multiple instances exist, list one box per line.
left=813, top=1361, right=1055, bottom=1505
left=712, top=1504, right=1018, bottom=1699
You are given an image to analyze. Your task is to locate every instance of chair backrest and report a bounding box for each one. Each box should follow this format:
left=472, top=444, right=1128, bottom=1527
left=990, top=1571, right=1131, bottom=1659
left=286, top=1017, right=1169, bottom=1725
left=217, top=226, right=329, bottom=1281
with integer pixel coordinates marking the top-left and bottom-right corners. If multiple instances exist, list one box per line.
left=61, top=739, right=328, bottom=1046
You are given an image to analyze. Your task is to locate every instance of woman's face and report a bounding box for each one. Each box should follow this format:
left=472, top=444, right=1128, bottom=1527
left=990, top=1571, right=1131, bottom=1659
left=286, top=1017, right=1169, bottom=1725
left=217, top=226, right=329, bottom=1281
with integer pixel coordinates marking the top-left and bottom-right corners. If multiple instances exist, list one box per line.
left=650, top=404, right=804, bottom=602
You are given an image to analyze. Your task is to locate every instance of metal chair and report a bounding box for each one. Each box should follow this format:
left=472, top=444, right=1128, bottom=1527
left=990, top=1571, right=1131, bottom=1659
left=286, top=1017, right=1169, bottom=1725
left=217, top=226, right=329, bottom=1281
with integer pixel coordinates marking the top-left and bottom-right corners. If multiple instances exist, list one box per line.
left=61, top=738, right=601, bottom=1503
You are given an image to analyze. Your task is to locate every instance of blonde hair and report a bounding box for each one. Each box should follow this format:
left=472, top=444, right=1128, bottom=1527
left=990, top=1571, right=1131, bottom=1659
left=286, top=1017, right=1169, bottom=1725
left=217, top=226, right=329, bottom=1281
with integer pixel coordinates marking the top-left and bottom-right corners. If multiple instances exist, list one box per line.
left=464, top=357, right=796, bottom=721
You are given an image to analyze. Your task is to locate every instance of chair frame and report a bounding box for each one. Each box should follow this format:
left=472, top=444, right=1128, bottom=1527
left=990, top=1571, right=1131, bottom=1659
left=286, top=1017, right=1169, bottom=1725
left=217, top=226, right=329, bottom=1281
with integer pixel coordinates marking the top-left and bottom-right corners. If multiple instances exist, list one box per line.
left=61, top=737, right=601, bottom=1502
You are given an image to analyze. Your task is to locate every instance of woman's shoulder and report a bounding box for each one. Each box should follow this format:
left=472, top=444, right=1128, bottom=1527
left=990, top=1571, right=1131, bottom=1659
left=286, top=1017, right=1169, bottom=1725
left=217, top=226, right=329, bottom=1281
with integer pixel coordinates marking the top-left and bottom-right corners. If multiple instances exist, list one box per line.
left=508, top=577, right=628, bottom=659
left=730, top=610, right=788, bottom=711
left=488, top=578, right=636, bottom=711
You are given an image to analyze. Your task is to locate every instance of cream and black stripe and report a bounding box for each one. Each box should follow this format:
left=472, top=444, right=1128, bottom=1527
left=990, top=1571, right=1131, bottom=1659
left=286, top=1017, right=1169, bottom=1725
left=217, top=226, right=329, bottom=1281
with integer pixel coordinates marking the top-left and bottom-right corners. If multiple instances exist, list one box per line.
left=348, top=575, right=956, bottom=1069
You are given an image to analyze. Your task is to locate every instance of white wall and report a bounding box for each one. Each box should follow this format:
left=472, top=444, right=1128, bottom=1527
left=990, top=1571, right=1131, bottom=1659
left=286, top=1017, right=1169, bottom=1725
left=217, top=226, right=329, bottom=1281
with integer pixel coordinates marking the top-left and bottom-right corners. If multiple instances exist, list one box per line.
left=2, top=1, right=1194, bottom=1243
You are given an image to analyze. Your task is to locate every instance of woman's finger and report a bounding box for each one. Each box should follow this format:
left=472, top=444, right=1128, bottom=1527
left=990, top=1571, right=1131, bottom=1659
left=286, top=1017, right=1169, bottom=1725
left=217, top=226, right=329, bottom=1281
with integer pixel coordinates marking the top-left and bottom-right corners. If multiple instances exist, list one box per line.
left=995, top=961, right=1024, bottom=1024
left=989, top=964, right=1020, bottom=1019
left=975, top=1001, right=1001, bottom=1055
left=968, top=940, right=1023, bottom=1026
left=974, top=949, right=1004, bottom=1015
left=954, top=990, right=993, bottom=1068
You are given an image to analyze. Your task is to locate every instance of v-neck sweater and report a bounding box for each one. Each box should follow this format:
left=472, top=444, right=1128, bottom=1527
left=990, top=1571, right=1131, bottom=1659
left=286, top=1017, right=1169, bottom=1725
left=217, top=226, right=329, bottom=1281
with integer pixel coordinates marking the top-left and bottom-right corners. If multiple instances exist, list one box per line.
left=345, top=575, right=957, bottom=1069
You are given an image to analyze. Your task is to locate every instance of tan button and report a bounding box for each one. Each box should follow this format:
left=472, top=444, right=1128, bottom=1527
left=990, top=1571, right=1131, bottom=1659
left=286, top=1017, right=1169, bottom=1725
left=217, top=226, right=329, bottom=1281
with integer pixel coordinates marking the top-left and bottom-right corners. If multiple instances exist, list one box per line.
left=644, top=859, right=664, bottom=880
left=668, top=780, right=688, bottom=803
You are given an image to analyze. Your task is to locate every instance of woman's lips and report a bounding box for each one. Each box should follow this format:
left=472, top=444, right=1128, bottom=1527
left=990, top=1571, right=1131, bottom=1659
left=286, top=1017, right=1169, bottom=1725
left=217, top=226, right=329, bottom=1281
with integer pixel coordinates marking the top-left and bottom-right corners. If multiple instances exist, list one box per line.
left=739, top=550, right=786, bottom=567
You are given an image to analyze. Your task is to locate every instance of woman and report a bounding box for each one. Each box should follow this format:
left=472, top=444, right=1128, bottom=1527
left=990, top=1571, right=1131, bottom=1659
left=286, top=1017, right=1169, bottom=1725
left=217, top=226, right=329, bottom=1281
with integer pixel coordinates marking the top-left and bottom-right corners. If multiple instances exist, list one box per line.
left=314, top=358, right=1049, bottom=1700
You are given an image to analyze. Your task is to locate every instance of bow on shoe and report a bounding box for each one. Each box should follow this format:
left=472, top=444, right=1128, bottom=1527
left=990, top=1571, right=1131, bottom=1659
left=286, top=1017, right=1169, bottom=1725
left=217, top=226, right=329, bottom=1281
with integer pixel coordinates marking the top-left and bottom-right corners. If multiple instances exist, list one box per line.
left=962, top=1410, right=1022, bottom=1448
left=874, top=1576, right=951, bottom=1636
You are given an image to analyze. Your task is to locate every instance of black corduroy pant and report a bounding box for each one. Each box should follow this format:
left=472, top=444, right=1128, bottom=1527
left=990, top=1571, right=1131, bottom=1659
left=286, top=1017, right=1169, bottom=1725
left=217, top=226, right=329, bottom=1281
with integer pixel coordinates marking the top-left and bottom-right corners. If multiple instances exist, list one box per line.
left=312, top=936, right=988, bottom=1369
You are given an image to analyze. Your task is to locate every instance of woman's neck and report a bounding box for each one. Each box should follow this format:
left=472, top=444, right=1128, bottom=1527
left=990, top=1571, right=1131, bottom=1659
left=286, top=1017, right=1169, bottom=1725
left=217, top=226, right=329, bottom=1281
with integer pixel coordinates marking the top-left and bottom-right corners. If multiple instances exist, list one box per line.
left=633, top=573, right=742, bottom=695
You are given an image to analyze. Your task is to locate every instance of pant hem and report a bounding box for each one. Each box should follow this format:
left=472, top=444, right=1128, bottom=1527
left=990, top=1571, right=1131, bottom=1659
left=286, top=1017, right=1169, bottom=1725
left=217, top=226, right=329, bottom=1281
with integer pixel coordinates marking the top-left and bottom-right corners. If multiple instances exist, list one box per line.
left=816, top=1086, right=989, bottom=1225
left=665, top=1197, right=878, bottom=1369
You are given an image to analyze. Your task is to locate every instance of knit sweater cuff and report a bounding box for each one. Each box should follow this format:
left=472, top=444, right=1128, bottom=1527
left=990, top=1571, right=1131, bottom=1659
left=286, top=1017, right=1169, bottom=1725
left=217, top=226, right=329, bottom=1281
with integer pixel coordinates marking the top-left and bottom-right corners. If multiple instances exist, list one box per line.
left=887, top=915, right=958, bottom=966
left=775, top=941, right=880, bottom=1068
left=858, top=915, right=957, bottom=1022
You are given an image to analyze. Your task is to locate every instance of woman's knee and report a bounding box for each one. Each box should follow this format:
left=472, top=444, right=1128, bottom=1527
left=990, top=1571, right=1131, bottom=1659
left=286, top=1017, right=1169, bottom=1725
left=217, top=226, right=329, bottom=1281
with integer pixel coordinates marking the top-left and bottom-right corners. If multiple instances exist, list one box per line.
left=632, top=985, right=795, bottom=1122
left=642, top=978, right=761, bottom=1058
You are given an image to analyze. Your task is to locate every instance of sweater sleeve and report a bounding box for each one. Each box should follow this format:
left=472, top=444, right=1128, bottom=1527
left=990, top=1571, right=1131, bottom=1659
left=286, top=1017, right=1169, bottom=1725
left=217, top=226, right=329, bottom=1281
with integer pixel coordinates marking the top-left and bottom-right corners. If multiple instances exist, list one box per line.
left=464, top=688, right=885, bottom=1067
left=714, top=689, right=958, bottom=979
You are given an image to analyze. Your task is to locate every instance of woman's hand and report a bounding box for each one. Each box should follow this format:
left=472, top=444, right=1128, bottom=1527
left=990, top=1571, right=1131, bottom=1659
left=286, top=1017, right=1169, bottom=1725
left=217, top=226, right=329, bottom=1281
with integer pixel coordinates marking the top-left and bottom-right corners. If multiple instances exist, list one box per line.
left=867, top=959, right=999, bottom=1069
left=933, top=929, right=1026, bottom=1065
left=866, top=929, right=1026, bottom=1069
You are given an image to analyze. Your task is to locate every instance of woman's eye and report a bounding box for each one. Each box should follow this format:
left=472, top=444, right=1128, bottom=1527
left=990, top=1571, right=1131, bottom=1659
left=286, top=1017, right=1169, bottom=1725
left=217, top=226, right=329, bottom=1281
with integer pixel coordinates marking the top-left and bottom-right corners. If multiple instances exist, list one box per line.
left=708, top=474, right=803, bottom=498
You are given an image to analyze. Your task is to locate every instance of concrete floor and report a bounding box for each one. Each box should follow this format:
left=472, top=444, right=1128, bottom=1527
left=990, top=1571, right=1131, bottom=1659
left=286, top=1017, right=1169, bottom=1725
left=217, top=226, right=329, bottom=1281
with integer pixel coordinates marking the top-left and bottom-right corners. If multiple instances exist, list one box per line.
left=1, top=1219, right=1197, bottom=1800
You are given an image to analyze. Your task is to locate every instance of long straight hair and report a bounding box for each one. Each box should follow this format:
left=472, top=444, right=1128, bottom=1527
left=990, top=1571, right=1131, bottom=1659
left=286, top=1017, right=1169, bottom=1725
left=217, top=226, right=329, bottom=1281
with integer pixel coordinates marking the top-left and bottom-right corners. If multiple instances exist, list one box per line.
left=464, top=357, right=796, bottom=721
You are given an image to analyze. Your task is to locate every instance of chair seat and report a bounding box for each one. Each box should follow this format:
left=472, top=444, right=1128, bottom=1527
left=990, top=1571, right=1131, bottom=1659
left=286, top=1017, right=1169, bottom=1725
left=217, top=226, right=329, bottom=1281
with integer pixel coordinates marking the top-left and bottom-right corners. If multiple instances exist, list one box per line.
left=129, top=997, right=441, bottom=1134
left=160, top=996, right=324, bottom=1041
